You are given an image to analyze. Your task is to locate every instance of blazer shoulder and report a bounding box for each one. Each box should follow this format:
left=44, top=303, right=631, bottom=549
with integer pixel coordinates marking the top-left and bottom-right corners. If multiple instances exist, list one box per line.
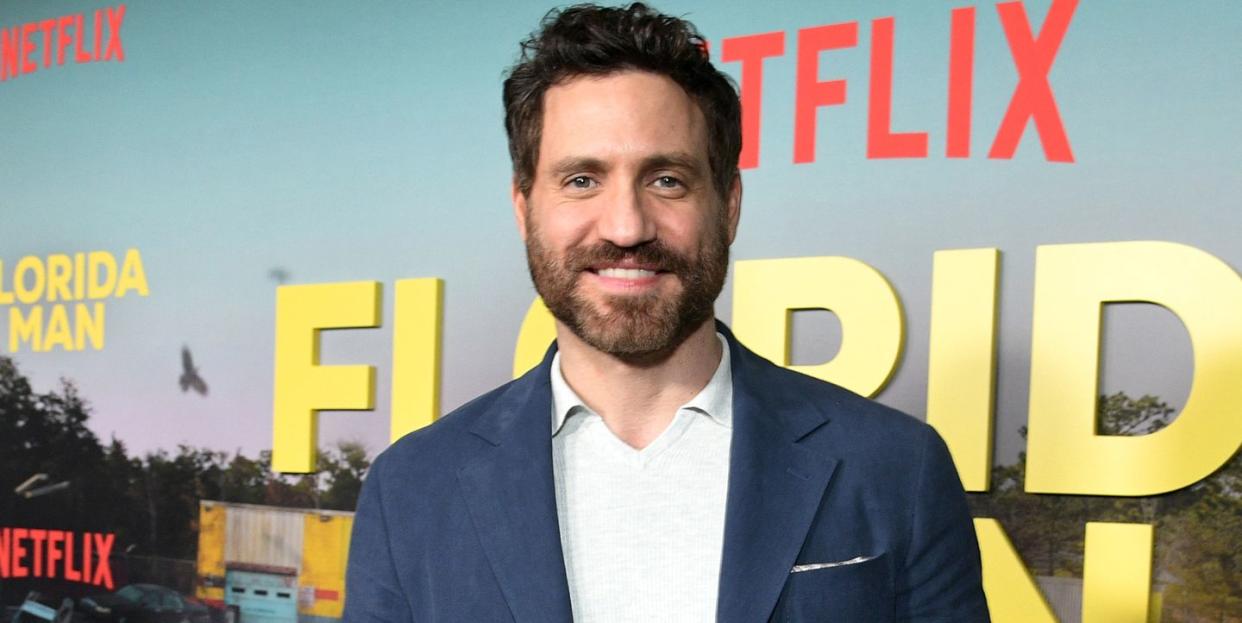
left=753, top=356, right=968, bottom=521
left=370, top=375, right=522, bottom=476
left=756, top=353, right=939, bottom=453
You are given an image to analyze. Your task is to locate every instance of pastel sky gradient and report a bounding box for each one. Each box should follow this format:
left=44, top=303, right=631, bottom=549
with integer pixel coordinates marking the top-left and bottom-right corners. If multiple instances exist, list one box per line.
left=1, top=0, right=1238, bottom=466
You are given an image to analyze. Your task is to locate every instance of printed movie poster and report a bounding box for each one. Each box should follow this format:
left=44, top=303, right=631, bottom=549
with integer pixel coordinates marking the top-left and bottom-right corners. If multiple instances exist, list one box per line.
left=1, top=1, right=1239, bottom=621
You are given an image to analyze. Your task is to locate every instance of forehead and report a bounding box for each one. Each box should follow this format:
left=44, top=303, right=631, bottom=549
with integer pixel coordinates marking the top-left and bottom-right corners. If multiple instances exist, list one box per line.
left=539, top=70, right=709, bottom=169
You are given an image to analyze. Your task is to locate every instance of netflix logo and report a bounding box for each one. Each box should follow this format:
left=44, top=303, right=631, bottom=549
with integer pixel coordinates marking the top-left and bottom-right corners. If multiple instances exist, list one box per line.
left=718, top=0, right=1078, bottom=166
left=0, top=527, right=115, bottom=590
left=0, top=4, right=126, bottom=83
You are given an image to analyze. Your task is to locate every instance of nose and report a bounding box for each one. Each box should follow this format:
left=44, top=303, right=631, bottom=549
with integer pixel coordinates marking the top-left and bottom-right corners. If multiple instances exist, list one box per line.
left=595, top=182, right=656, bottom=248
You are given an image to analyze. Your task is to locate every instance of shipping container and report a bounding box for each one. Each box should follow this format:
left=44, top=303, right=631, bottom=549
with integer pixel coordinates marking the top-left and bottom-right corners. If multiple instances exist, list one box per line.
left=195, top=501, right=352, bottom=623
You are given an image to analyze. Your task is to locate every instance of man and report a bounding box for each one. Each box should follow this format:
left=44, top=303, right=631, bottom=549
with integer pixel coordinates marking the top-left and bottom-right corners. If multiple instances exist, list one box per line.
left=345, top=4, right=988, bottom=622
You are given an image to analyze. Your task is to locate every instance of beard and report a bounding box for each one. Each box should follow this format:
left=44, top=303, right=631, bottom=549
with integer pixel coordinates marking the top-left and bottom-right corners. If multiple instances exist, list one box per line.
left=524, top=215, right=729, bottom=361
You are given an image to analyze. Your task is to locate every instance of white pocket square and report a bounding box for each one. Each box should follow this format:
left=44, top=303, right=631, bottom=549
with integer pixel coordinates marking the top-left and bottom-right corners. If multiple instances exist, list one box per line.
left=790, top=555, right=877, bottom=573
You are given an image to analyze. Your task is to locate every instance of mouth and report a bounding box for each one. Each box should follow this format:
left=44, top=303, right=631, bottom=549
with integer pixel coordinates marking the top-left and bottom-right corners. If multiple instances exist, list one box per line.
left=584, top=263, right=667, bottom=289
left=593, top=267, right=660, bottom=279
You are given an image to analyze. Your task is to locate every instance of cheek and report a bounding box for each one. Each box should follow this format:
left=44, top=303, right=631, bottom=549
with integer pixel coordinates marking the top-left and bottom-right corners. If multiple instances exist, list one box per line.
left=540, top=230, right=588, bottom=260
left=530, top=204, right=596, bottom=246
left=662, top=212, right=719, bottom=250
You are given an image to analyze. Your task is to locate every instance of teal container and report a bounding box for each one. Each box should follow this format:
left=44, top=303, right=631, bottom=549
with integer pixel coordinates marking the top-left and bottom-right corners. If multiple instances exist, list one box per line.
left=223, top=568, right=299, bottom=623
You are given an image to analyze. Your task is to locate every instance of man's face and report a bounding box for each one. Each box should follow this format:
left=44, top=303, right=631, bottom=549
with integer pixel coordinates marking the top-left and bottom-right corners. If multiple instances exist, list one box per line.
left=513, top=70, right=741, bottom=360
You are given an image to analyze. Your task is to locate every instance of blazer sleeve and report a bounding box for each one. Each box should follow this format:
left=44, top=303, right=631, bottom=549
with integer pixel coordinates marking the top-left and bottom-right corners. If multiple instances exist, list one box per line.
left=343, top=453, right=412, bottom=623
left=895, top=426, right=991, bottom=622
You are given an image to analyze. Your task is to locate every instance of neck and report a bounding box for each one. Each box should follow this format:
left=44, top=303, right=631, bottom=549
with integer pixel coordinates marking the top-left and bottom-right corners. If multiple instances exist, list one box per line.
left=555, top=318, right=723, bottom=450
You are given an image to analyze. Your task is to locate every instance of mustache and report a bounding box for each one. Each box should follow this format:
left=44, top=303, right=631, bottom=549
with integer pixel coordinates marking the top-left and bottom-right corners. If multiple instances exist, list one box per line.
left=563, top=241, right=694, bottom=273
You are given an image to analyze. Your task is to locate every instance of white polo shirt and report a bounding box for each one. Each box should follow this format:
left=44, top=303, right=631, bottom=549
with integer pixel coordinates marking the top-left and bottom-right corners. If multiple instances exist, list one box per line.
left=550, top=334, right=733, bottom=622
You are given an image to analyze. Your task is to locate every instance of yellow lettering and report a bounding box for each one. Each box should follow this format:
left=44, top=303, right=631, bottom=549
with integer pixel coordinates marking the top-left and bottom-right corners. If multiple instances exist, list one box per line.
left=272, top=281, right=381, bottom=473
left=1027, top=241, right=1242, bottom=495
left=390, top=278, right=443, bottom=442
left=74, top=302, right=105, bottom=350
left=976, top=518, right=1154, bottom=622
left=732, top=257, right=904, bottom=396
left=88, top=251, right=118, bottom=299
left=974, top=518, right=1057, bottom=622
left=0, top=260, right=14, bottom=305
left=14, top=256, right=45, bottom=304
left=1082, top=522, right=1153, bottom=623
left=513, top=297, right=557, bottom=378
left=46, top=254, right=72, bottom=302
left=8, top=306, right=43, bottom=352
left=114, top=248, right=149, bottom=298
left=43, top=305, right=74, bottom=351
left=926, top=249, right=999, bottom=491
left=73, top=253, right=85, bottom=300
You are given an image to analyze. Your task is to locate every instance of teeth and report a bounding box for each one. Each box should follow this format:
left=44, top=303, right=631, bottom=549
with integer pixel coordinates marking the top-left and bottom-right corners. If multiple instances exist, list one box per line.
left=598, top=268, right=656, bottom=280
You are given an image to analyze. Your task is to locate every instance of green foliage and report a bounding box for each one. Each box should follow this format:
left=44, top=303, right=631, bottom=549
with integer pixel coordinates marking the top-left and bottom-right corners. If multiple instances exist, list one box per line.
left=1096, top=392, right=1176, bottom=436
left=0, top=355, right=373, bottom=568
left=969, top=391, right=1241, bottom=621
left=320, top=441, right=370, bottom=511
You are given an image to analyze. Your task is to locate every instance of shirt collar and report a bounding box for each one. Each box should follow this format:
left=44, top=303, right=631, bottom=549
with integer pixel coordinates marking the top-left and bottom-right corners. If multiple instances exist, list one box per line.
left=550, top=333, right=733, bottom=436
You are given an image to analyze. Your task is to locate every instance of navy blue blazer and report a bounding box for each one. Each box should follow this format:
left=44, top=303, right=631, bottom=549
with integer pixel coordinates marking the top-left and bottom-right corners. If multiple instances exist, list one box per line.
left=344, top=325, right=989, bottom=622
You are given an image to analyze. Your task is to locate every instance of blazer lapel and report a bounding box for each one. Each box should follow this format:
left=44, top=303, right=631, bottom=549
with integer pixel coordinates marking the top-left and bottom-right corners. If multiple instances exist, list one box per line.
left=716, top=327, right=841, bottom=623
left=456, top=346, right=574, bottom=623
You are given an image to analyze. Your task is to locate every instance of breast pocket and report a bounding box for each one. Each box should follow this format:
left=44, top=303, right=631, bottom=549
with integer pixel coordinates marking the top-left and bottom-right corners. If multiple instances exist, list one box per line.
left=770, top=552, right=893, bottom=623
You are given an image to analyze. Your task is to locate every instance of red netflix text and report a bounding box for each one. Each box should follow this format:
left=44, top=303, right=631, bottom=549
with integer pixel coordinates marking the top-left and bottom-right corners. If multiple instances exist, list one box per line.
left=0, top=4, right=126, bottom=83
left=718, top=0, right=1077, bottom=167
left=0, top=527, right=115, bottom=590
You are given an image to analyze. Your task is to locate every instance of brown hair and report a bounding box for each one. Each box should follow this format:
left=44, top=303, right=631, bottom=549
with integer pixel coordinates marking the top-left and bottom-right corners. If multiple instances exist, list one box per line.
left=503, top=3, right=741, bottom=199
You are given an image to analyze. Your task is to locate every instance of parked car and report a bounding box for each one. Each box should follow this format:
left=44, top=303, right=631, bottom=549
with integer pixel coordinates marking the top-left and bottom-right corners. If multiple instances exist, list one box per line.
left=75, top=584, right=219, bottom=623
left=8, top=591, right=73, bottom=623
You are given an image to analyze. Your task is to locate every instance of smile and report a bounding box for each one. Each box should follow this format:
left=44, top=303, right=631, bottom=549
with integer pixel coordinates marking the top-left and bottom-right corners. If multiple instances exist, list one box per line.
left=596, top=267, right=658, bottom=279
left=584, top=264, right=668, bottom=291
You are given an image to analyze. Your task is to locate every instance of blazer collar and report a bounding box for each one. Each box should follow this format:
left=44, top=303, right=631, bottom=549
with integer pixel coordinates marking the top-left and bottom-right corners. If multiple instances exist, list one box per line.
left=457, top=322, right=840, bottom=623
left=715, top=321, right=841, bottom=623
left=457, top=343, right=574, bottom=623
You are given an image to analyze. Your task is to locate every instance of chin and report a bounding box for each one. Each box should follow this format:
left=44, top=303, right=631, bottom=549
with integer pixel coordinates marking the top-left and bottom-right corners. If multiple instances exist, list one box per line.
left=574, top=308, right=711, bottom=361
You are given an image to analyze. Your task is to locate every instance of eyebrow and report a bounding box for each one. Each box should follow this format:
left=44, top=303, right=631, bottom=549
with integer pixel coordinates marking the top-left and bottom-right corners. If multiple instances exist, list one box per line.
left=547, top=152, right=707, bottom=179
left=549, top=157, right=607, bottom=178
left=643, top=152, right=705, bottom=175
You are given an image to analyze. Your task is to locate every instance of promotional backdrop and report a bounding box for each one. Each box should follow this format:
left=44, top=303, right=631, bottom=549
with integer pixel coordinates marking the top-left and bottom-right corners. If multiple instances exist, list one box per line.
left=1, top=1, right=1239, bottom=621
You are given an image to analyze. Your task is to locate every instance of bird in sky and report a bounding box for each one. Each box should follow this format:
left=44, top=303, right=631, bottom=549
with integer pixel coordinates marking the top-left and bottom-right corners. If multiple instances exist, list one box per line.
left=179, top=345, right=209, bottom=396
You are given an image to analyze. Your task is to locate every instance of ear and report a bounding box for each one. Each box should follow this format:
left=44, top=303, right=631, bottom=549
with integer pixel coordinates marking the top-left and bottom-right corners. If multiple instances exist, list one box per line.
left=724, top=172, right=742, bottom=245
left=512, top=177, right=529, bottom=242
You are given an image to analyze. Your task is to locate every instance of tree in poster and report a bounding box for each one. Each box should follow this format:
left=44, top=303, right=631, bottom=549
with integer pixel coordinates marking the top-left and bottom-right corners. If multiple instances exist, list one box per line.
left=970, top=392, right=1241, bottom=621
left=0, top=355, right=372, bottom=591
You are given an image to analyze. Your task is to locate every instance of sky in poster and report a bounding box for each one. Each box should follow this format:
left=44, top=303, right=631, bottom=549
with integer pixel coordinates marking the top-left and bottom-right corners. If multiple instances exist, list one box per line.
left=1, top=0, right=1239, bottom=466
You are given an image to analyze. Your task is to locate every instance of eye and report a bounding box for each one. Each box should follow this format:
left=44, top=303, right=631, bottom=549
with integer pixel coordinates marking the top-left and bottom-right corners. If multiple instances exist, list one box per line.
left=649, top=174, right=689, bottom=197
left=565, top=175, right=597, bottom=190
left=652, top=175, right=683, bottom=189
